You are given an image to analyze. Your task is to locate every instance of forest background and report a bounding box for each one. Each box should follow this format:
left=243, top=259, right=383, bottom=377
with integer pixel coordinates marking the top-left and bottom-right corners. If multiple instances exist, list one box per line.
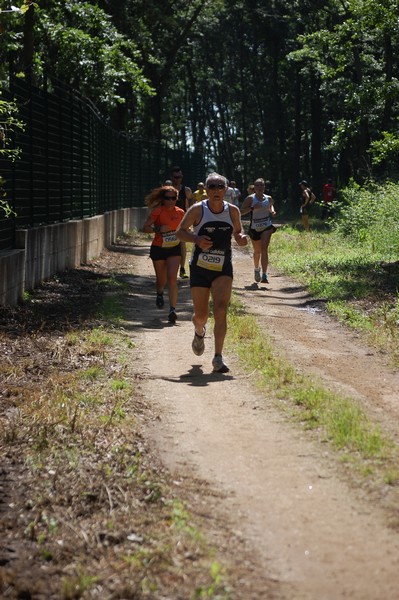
left=2, top=0, right=399, bottom=210
left=1, top=3, right=399, bottom=597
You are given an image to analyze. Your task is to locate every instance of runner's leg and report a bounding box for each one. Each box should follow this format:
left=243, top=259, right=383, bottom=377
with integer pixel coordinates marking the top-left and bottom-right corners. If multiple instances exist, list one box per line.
left=166, top=255, right=180, bottom=309
left=180, top=242, right=187, bottom=270
left=252, top=239, right=261, bottom=270
left=260, top=229, right=273, bottom=274
left=191, top=286, right=211, bottom=335
left=210, top=276, right=232, bottom=356
left=153, top=260, right=167, bottom=294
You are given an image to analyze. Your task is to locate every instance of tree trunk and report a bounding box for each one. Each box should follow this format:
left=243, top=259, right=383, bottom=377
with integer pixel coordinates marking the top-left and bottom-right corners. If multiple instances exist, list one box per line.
left=310, top=72, right=323, bottom=193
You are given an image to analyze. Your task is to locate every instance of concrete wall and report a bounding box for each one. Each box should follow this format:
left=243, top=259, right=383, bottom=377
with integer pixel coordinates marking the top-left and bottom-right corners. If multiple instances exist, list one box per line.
left=0, top=206, right=148, bottom=306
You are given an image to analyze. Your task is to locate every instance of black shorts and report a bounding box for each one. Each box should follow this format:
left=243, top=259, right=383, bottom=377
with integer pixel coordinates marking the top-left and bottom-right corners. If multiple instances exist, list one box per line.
left=150, top=243, right=181, bottom=261
left=248, top=225, right=277, bottom=241
left=189, top=261, right=233, bottom=288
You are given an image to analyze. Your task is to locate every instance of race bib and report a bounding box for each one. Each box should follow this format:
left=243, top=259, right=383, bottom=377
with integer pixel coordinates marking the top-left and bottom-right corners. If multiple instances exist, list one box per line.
left=196, top=250, right=225, bottom=271
left=253, top=217, right=272, bottom=232
left=161, top=232, right=179, bottom=247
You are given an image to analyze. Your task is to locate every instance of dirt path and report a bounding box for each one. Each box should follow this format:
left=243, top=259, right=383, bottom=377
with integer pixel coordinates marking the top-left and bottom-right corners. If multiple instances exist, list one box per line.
left=121, top=238, right=399, bottom=600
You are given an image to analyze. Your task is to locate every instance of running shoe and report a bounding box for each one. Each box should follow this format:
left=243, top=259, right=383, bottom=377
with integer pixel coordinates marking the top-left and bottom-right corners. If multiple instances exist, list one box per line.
left=212, top=354, right=230, bottom=373
left=261, top=273, right=269, bottom=284
left=192, top=327, right=206, bottom=356
left=168, top=309, right=177, bottom=323
left=156, top=293, right=164, bottom=308
left=254, top=268, right=261, bottom=283
left=179, top=267, right=189, bottom=279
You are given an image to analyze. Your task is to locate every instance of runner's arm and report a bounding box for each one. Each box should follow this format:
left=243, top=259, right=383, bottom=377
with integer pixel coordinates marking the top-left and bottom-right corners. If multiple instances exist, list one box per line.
left=142, top=212, right=168, bottom=234
left=176, top=204, right=212, bottom=249
left=230, top=205, right=248, bottom=247
left=301, top=190, right=310, bottom=208
left=240, top=195, right=253, bottom=216
left=186, top=186, right=195, bottom=208
left=269, top=196, right=276, bottom=217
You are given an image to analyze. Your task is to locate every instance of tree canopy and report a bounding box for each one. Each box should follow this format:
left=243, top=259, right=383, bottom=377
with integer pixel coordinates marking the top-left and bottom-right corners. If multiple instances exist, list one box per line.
left=1, top=0, right=399, bottom=204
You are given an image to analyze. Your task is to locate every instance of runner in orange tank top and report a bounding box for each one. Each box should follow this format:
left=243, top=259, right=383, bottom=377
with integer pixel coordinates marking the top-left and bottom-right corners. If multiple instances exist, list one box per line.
left=142, top=185, right=185, bottom=323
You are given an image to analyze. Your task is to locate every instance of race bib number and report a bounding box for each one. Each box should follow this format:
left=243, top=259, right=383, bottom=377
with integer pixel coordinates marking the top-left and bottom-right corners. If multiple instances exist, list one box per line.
left=196, top=251, right=225, bottom=271
left=253, top=217, right=272, bottom=232
left=161, top=232, right=179, bottom=248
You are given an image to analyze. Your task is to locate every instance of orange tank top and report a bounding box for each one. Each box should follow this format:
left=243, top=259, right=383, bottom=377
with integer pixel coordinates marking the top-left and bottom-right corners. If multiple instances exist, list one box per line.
left=151, top=205, right=185, bottom=248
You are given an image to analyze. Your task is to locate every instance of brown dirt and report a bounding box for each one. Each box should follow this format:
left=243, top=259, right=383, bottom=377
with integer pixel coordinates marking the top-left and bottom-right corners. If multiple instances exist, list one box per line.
left=1, top=230, right=399, bottom=599
left=122, top=235, right=399, bottom=599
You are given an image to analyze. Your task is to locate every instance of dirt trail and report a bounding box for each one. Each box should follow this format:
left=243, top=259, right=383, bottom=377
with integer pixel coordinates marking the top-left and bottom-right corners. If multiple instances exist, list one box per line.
left=122, top=238, right=399, bottom=600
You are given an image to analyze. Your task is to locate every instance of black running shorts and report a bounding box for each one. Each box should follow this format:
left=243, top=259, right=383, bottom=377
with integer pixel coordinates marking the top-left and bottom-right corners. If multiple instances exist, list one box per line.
left=189, top=261, right=233, bottom=288
left=150, top=243, right=181, bottom=261
left=248, top=225, right=276, bottom=241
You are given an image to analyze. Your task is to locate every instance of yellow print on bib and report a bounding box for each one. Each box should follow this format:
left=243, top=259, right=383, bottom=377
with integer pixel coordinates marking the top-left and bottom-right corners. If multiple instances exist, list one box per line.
left=161, top=232, right=179, bottom=248
left=197, top=251, right=225, bottom=271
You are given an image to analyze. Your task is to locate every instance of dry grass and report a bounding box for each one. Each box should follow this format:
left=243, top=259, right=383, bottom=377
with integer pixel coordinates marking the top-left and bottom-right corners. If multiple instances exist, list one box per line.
left=0, top=260, right=232, bottom=599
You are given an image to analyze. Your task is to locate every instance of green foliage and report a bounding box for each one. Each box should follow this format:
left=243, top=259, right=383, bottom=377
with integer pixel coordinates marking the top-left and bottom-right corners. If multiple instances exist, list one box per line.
left=0, top=93, right=24, bottom=160
left=35, top=1, right=153, bottom=116
left=0, top=1, right=35, bottom=14
left=287, top=0, right=399, bottom=184
left=327, top=301, right=374, bottom=332
left=271, top=181, right=399, bottom=364
left=0, top=1, right=35, bottom=84
left=0, top=92, right=24, bottom=217
left=194, top=561, right=229, bottom=599
left=369, top=132, right=399, bottom=166
left=4, top=0, right=399, bottom=192
left=0, top=176, right=15, bottom=218
left=332, top=181, right=399, bottom=258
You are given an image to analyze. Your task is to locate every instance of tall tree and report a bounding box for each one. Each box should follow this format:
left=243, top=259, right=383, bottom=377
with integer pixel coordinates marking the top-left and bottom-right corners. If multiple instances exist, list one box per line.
left=3, top=0, right=399, bottom=202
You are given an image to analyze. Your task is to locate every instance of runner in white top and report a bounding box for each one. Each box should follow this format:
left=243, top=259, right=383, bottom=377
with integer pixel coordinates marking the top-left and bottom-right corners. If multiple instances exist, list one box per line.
left=240, top=177, right=276, bottom=284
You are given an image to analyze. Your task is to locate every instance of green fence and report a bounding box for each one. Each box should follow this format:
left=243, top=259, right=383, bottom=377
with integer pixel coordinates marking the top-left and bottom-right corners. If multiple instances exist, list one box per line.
left=0, top=75, right=205, bottom=251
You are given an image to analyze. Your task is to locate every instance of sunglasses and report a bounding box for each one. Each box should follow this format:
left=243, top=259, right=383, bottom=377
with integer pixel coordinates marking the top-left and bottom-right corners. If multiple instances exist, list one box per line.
left=172, top=175, right=183, bottom=179
left=164, top=195, right=177, bottom=200
left=207, top=183, right=225, bottom=189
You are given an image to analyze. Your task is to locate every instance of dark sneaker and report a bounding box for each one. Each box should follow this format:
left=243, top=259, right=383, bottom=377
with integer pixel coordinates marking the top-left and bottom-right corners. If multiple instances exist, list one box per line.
left=212, top=354, right=230, bottom=373
left=254, top=268, right=261, bottom=283
left=261, top=273, right=269, bottom=284
left=168, top=309, right=177, bottom=323
left=192, top=327, right=206, bottom=356
left=180, top=267, right=189, bottom=279
left=156, top=293, right=164, bottom=308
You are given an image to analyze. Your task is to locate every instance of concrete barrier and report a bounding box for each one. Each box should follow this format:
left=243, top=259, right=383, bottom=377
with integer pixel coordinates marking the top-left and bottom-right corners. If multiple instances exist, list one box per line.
left=0, top=206, right=147, bottom=306
left=0, top=249, right=26, bottom=306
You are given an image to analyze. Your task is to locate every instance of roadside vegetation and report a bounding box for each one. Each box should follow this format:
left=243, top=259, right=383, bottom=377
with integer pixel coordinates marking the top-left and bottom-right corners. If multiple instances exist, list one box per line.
left=1, top=181, right=399, bottom=596
left=226, top=296, right=399, bottom=506
left=224, top=180, right=399, bottom=520
left=0, top=266, right=231, bottom=599
left=271, top=181, right=399, bottom=366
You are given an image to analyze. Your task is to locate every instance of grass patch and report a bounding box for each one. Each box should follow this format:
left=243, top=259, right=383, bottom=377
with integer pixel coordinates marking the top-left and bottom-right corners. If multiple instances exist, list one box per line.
left=0, top=266, right=232, bottom=599
left=327, top=300, right=374, bottom=331
left=80, top=365, right=104, bottom=380
left=270, top=223, right=399, bottom=365
left=226, top=294, right=398, bottom=479
left=271, top=225, right=384, bottom=300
